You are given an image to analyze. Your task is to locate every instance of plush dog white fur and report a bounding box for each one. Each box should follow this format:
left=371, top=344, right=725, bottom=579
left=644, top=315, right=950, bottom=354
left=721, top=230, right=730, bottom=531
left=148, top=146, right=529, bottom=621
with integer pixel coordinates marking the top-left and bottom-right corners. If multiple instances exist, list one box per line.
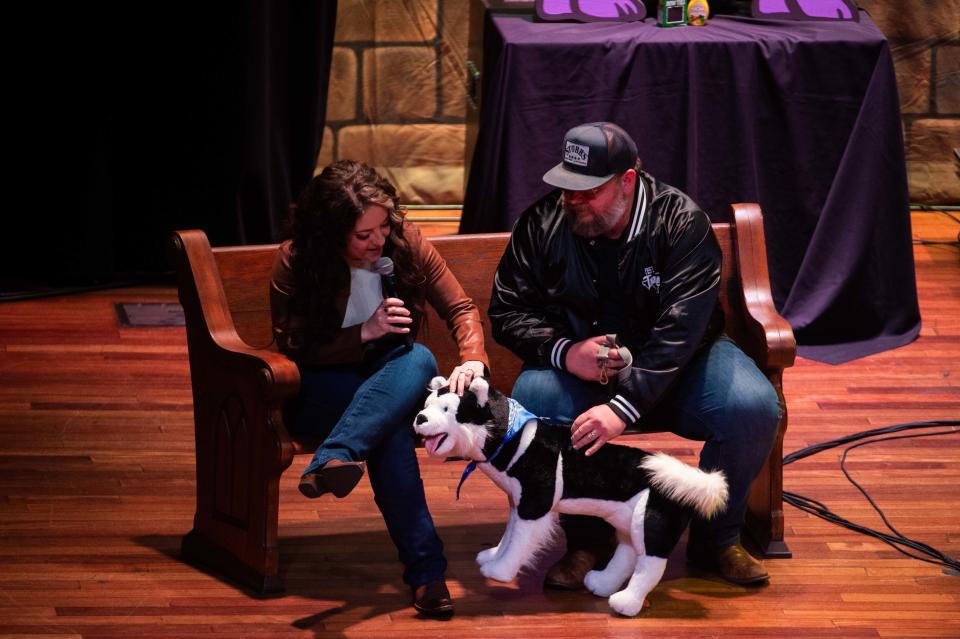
left=413, top=376, right=728, bottom=616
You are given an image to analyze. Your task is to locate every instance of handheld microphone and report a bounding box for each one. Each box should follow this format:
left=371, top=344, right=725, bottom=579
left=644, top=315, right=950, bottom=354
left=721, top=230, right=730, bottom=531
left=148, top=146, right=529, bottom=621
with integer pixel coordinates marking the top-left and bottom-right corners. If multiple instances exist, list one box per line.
left=374, top=257, right=412, bottom=347
left=374, top=257, right=399, bottom=299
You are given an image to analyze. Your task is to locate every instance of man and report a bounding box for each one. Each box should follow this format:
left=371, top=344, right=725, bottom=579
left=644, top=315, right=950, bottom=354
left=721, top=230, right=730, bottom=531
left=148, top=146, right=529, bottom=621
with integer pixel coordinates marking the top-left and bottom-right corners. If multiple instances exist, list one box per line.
left=488, top=122, right=781, bottom=588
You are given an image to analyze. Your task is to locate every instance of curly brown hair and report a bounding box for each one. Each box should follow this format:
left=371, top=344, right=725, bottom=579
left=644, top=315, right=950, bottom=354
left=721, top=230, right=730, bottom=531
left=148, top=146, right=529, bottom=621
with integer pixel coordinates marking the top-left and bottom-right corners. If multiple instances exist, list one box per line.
left=286, top=160, right=424, bottom=345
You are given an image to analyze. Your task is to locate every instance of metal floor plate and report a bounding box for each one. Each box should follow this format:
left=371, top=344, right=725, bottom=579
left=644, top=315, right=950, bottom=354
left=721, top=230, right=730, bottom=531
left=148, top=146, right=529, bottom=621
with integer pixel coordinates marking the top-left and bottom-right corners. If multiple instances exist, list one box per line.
left=115, top=302, right=185, bottom=327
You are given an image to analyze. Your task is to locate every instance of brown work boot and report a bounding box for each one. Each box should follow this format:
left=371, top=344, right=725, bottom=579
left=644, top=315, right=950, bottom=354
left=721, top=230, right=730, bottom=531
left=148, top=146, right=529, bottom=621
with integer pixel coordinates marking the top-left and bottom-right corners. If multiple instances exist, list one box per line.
left=412, top=579, right=454, bottom=618
left=544, top=548, right=600, bottom=591
left=687, top=541, right=769, bottom=586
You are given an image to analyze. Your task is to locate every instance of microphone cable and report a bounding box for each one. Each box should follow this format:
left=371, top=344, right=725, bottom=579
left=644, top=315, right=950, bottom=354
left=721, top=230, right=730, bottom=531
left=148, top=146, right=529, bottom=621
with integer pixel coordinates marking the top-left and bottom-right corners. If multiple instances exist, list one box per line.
left=783, top=420, right=960, bottom=575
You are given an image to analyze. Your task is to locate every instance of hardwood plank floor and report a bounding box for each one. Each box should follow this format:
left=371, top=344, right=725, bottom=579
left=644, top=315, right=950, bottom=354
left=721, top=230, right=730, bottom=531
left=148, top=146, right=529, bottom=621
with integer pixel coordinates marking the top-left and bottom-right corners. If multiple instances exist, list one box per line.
left=0, top=212, right=957, bottom=638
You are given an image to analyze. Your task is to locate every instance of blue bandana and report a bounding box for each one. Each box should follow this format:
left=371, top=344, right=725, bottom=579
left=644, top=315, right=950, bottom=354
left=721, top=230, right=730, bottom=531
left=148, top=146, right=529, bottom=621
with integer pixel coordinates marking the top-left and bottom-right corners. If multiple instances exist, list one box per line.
left=456, top=398, right=538, bottom=499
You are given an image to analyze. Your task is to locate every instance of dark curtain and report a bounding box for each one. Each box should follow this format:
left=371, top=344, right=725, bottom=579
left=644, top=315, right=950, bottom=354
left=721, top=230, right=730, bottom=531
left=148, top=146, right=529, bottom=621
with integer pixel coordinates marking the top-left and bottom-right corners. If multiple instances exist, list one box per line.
left=3, top=1, right=337, bottom=293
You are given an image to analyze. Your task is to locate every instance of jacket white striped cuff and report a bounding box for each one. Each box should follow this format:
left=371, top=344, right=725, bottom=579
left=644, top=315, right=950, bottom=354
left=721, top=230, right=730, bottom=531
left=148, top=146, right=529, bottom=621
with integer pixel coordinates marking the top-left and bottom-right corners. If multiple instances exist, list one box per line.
left=550, top=338, right=573, bottom=370
left=609, top=394, right=641, bottom=424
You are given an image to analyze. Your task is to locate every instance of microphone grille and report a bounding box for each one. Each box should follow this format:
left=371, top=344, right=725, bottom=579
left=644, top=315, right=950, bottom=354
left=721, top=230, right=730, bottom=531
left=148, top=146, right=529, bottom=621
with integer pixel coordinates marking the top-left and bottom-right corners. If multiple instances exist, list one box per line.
left=374, top=257, right=394, bottom=276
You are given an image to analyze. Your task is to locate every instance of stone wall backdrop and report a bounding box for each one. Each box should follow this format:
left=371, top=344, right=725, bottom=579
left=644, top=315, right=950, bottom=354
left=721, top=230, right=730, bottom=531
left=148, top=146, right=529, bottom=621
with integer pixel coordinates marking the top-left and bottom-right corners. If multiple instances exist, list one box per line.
left=318, top=0, right=958, bottom=206
left=862, top=1, right=960, bottom=205
left=316, top=0, right=470, bottom=205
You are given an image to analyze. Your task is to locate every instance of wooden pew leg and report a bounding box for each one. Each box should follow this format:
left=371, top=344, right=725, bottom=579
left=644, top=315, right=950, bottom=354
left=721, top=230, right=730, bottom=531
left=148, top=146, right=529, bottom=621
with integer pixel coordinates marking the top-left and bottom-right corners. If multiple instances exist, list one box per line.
left=182, top=527, right=285, bottom=596
left=744, top=392, right=792, bottom=559
left=744, top=458, right=792, bottom=559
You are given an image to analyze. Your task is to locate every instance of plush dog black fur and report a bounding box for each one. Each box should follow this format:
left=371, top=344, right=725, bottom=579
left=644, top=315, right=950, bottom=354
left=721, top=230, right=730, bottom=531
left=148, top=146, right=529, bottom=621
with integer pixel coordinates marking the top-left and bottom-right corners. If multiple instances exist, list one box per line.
left=413, top=376, right=728, bottom=616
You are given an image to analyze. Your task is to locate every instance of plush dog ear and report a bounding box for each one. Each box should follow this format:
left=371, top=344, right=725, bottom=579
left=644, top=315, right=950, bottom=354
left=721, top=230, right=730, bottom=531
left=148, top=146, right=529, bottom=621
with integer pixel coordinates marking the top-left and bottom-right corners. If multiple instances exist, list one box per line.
left=468, top=377, right=490, bottom=406
left=428, top=376, right=448, bottom=391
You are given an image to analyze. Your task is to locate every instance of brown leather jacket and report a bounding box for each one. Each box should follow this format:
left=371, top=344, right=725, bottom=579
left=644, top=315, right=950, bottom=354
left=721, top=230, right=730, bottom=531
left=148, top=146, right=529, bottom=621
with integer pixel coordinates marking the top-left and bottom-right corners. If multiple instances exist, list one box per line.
left=270, top=221, right=489, bottom=369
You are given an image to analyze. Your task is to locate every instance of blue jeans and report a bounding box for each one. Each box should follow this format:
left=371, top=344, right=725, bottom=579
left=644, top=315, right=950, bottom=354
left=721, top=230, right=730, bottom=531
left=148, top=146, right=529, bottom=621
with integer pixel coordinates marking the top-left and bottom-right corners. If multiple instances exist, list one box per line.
left=511, top=337, right=781, bottom=549
left=289, top=343, right=446, bottom=587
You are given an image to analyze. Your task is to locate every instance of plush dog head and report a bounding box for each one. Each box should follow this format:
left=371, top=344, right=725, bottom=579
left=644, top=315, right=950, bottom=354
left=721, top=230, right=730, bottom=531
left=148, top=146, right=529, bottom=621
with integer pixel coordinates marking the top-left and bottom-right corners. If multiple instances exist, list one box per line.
left=413, top=376, right=507, bottom=460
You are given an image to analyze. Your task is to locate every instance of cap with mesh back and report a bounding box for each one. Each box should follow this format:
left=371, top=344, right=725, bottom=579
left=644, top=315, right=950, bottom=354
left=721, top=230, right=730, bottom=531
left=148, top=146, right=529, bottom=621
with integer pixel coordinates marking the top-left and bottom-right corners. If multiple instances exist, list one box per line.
left=542, top=122, right=638, bottom=191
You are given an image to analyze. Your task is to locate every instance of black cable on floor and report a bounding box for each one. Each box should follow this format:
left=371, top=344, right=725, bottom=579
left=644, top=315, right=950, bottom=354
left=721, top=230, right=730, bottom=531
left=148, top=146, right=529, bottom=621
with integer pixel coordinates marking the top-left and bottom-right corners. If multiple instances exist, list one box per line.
left=783, top=420, right=960, bottom=575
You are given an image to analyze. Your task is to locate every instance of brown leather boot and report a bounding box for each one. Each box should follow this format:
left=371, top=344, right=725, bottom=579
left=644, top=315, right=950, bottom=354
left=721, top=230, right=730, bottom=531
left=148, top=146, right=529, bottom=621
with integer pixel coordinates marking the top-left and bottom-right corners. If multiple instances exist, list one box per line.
left=298, top=460, right=365, bottom=499
left=688, top=541, right=769, bottom=586
left=544, top=548, right=600, bottom=591
left=412, top=579, right=454, bottom=618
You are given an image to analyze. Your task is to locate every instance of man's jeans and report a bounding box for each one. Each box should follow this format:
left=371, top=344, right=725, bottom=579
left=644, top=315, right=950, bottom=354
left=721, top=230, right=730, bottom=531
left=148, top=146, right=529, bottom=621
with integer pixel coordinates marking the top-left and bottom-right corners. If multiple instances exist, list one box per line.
left=289, top=343, right=446, bottom=587
left=511, top=336, right=781, bottom=550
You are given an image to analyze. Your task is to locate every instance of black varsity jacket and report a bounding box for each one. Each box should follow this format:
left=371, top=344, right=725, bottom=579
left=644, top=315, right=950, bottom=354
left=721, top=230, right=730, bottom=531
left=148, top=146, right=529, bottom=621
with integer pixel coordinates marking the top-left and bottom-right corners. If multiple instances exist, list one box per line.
left=488, top=171, right=724, bottom=426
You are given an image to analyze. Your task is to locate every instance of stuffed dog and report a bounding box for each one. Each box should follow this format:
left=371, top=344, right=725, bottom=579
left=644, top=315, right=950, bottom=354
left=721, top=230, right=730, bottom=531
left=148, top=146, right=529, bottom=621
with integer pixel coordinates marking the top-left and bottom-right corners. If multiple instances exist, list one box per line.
left=413, top=376, right=728, bottom=616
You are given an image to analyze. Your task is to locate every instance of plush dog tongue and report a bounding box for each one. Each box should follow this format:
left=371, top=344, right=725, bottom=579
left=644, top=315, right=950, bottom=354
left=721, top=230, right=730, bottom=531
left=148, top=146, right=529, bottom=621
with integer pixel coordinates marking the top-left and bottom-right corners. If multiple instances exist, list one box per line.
left=424, top=434, right=446, bottom=456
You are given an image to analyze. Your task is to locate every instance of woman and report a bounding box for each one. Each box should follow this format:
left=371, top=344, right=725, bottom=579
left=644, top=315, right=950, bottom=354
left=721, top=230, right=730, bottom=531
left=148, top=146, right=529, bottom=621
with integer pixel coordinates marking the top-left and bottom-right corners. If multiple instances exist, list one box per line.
left=270, top=160, right=488, bottom=618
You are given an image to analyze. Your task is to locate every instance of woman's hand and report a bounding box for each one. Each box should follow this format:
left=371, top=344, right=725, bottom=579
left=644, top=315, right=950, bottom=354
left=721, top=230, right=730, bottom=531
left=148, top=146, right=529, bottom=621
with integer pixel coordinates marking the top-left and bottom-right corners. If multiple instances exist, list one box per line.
left=570, top=404, right=626, bottom=456
left=360, top=297, right=412, bottom=343
left=447, top=360, right=485, bottom=395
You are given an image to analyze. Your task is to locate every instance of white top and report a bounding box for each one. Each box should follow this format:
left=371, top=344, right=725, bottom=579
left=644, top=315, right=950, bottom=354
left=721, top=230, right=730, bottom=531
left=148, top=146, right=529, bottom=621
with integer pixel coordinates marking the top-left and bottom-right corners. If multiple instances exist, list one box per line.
left=342, top=266, right=384, bottom=328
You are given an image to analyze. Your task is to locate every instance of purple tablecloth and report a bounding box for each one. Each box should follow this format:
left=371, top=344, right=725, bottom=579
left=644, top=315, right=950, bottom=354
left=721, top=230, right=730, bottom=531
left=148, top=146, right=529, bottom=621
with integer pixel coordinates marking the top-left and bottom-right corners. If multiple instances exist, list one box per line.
left=460, top=10, right=919, bottom=364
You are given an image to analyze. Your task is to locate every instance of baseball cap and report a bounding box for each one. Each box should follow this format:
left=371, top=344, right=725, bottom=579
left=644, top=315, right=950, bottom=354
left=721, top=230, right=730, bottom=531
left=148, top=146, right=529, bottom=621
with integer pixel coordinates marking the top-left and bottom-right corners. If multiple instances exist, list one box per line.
left=542, top=122, right=638, bottom=191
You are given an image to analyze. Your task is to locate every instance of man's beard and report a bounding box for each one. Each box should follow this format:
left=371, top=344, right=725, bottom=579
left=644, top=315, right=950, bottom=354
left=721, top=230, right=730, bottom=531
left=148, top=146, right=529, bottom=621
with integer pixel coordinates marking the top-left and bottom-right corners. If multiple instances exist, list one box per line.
left=563, top=187, right=630, bottom=238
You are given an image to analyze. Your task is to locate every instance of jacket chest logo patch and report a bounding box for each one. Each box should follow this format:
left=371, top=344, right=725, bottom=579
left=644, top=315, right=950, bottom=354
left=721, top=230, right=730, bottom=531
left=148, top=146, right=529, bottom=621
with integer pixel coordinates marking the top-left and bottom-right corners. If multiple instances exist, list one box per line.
left=642, top=266, right=661, bottom=292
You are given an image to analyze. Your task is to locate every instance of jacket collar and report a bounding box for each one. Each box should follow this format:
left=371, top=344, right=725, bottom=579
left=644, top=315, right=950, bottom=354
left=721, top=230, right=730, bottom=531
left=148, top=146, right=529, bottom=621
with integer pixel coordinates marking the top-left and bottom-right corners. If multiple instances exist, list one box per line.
left=622, top=170, right=650, bottom=244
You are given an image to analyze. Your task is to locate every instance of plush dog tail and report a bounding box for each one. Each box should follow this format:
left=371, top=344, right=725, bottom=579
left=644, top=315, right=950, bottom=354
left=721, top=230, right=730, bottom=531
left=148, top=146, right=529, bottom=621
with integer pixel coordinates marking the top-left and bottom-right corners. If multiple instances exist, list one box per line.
left=640, top=453, right=728, bottom=519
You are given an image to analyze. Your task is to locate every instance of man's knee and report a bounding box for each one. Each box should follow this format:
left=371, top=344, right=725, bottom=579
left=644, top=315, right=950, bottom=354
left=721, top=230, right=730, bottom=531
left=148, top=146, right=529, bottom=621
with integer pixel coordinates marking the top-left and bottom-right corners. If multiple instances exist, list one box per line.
left=511, top=367, right=566, bottom=403
left=511, top=367, right=609, bottom=422
left=510, top=367, right=578, bottom=419
left=733, top=377, right=781, bottom=444
left=695, top=375, right=780, bottom=447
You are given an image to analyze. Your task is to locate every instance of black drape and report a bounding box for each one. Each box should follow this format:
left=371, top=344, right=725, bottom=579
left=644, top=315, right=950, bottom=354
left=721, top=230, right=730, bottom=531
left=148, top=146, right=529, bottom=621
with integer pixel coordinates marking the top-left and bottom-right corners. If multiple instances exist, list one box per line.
left=4, top=1, right=337, bottom=292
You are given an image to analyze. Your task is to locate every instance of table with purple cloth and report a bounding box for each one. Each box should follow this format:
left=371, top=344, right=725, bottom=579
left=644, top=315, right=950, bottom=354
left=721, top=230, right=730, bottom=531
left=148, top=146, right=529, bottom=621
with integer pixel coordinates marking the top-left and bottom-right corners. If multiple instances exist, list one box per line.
left=460, top=10, right=919, bottom=364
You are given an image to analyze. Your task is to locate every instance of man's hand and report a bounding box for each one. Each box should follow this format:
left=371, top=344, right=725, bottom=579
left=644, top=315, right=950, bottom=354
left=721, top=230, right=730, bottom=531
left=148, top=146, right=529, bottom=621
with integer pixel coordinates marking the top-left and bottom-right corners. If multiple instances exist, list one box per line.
left=570, top=404, right=626, bottom=456
left=564, top=336, right=626, bottom=382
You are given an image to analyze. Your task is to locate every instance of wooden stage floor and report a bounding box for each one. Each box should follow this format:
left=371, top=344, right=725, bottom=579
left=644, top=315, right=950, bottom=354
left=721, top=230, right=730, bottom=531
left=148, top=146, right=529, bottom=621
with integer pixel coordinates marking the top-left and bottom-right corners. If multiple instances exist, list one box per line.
left=0, top=213, right=957, bottom=638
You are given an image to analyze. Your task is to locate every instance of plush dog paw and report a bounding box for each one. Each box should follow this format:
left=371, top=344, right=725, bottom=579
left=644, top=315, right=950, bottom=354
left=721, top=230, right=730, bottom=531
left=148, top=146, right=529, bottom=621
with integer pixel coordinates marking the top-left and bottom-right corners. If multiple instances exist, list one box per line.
left=476, top=546, right=499, bottom=566
left=480, top=560, right=516, bottom=583
left=608, top=590, right=646, bottom=617
left=584, top=569, right=621, bottom=597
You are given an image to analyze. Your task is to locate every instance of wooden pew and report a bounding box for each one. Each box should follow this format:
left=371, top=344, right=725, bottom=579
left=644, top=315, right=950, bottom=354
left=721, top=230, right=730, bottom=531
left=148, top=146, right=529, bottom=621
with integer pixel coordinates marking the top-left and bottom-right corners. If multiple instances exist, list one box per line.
left=171, top=202, right=795, bottom=595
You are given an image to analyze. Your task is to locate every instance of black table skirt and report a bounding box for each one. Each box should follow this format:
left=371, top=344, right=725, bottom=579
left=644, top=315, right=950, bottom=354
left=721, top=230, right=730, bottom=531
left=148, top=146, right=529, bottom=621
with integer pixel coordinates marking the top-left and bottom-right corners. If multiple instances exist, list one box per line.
left=461, top=10, right=919, bottom=364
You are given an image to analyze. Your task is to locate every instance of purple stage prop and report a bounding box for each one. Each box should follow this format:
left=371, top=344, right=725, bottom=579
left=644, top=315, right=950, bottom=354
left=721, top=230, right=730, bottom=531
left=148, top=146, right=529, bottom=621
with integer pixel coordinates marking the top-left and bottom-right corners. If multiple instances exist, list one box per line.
left=461, top=10, right=919, bottom=364
left=754, top=0, right=858, bottom=22
left=536, top=0, right=858, bottom=23
left=537, top=0, right=647, bottom=22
